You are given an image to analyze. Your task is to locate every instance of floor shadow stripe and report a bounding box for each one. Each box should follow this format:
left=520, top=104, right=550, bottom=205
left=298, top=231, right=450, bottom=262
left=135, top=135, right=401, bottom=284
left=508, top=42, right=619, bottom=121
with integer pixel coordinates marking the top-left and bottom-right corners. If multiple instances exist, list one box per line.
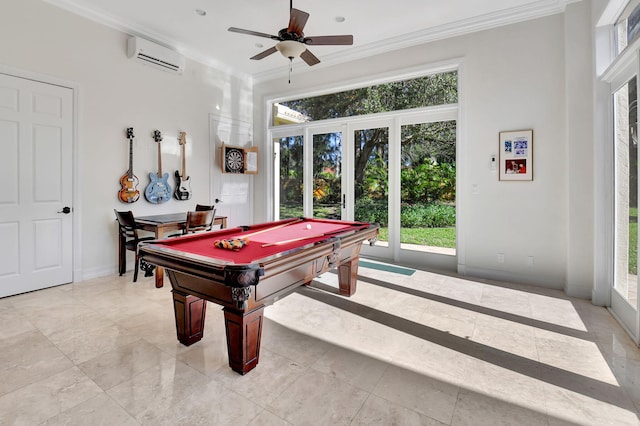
left=354, top=274, right=594, bottom=341
left=296, top=286, right=637, bottom=413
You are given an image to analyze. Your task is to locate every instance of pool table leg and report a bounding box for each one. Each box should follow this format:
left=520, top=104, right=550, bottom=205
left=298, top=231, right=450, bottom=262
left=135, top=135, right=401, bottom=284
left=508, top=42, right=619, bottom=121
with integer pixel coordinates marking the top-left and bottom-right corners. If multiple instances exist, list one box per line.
left=338, top=257, right=359, bottom=296
left=172, top=290, right=207, bottom=346
left=223, top=306, right=264, bottom=375
left=155, top=267, right=165, bottom=288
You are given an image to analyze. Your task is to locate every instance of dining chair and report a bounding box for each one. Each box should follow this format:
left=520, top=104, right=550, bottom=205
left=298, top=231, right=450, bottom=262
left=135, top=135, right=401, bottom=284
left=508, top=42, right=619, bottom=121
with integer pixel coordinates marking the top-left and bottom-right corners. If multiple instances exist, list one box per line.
left=185, top=209, right=216, bottom=233
left=170, top=209, right=215, bottom=237
left=195, top=204, right=215, bottom=211
left=114, top=209, right=155, bottom=282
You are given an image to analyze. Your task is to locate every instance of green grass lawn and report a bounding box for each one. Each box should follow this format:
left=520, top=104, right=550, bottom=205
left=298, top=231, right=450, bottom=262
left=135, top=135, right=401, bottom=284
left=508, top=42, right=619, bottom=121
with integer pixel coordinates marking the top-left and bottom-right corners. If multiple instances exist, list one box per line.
left=281, top=204, right=457, bottom=250
left=378, top=227, right=456, bottom=248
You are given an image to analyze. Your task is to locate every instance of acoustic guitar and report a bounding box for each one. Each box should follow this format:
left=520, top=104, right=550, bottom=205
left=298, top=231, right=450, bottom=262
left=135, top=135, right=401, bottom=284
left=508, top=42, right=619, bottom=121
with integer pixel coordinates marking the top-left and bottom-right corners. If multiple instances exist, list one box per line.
left=144, top=130, right=172, bottom=204
left=118, top=127, right=140, bottom=203
left=174, top=131, right=192, bottom=200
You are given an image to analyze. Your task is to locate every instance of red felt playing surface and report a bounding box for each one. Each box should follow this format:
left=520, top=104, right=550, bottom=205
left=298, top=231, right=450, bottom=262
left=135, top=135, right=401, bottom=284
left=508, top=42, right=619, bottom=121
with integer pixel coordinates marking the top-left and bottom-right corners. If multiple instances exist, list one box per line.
left=155, top=219, right=366, bottom=264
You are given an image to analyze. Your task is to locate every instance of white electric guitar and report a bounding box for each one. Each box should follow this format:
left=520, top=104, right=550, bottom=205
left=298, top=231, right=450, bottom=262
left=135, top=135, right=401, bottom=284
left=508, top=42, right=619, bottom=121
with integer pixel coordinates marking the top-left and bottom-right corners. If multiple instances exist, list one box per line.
left=174, top=131, right=192, bottom=200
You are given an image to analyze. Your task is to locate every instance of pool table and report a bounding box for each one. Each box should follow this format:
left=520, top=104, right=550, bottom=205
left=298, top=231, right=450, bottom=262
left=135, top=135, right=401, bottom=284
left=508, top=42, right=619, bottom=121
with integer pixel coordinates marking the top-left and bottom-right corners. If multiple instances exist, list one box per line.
left=138, top=217, right=379, bottom=375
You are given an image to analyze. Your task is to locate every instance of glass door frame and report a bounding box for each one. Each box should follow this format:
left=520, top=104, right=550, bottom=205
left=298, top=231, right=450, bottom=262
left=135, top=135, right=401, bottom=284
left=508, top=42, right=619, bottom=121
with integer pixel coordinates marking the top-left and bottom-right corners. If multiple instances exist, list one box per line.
left=347, top=117, right=395, bottom=260
left=308, top=124, right=347, bottom=220
left=272, top=127, right=304, bottom=222
left=396, top=108, right=459, bottom=269
left=611, top=63, right=640, bottom=343
left=269, top=104, right=461, bottom=271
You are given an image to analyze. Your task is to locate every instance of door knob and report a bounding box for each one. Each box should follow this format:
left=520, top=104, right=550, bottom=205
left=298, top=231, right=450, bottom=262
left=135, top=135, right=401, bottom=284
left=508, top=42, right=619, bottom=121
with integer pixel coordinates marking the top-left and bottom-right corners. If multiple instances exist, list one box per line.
left=57, top=207, right=71, bottom=214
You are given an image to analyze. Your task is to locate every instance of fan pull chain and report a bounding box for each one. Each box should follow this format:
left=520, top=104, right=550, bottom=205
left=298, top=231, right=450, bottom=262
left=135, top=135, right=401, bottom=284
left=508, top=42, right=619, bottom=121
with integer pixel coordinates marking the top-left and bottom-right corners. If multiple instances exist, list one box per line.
left=288, top=57, right=293, bottom=84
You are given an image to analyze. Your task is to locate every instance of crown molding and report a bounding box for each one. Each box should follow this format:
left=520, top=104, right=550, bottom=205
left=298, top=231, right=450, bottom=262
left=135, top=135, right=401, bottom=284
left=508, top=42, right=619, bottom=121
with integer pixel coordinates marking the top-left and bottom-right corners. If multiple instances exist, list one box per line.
left=254, top=0, right=579, bottom=82
left=44, top=0, right=578, bottom=83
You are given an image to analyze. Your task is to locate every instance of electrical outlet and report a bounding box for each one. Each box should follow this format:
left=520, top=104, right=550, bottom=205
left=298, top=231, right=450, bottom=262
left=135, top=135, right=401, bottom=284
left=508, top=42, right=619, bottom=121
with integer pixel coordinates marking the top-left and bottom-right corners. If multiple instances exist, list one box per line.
left=527, top=256, right=534, bottom=267
left=497, top=253, right=505, bottom=263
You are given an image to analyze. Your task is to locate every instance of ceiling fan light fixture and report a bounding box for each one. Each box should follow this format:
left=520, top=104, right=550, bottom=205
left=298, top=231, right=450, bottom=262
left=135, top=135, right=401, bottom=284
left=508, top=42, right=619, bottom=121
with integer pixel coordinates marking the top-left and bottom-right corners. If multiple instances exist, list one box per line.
left=276, top=40, right=306, bottom=59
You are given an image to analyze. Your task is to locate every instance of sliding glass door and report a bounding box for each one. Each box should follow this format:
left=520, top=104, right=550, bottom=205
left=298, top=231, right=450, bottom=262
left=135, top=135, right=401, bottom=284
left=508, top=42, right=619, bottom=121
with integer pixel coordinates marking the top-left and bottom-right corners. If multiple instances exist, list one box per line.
left=271, top=108, right=458, bottom=270
left=399, top=120, right=456, bottom=256
left=273, top=126, right=347, bottom=220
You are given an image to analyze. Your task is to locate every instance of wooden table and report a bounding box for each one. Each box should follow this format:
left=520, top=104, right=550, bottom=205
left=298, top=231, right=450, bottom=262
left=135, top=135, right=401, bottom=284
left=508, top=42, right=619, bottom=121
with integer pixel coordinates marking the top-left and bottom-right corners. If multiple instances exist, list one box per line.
left=127, top=213, right=227, bottom=288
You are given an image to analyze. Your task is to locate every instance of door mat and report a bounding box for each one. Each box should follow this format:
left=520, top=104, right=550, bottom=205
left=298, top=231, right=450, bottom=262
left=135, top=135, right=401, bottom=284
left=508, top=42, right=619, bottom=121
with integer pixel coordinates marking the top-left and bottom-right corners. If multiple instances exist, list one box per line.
left=359, top=261, right=415, bottom=276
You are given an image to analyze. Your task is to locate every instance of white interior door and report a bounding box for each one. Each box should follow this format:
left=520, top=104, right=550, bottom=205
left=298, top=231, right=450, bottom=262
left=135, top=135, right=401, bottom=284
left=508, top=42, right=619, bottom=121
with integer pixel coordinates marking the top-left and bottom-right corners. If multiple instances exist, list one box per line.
left=0, top=73, right=73, bottom=298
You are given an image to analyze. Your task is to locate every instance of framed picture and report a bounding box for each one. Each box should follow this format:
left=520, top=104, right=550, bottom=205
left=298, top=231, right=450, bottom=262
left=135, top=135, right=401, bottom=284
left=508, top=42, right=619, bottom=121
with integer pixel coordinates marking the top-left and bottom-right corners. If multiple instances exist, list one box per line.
left=499, top=129, right=533, bottom=181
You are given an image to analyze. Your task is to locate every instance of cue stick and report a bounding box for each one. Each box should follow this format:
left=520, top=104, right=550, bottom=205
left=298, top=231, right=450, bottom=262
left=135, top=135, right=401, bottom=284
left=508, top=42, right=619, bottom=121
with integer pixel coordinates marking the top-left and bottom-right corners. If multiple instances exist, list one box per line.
left=232, top=218, right=304, bottom=240
left=261, top=228, right=348, bottom=247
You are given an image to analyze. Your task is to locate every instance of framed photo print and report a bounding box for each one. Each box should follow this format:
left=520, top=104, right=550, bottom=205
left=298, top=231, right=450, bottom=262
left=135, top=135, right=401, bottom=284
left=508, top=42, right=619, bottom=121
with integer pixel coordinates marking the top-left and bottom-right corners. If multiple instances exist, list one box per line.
left=499, top=129, right=533, bottom=181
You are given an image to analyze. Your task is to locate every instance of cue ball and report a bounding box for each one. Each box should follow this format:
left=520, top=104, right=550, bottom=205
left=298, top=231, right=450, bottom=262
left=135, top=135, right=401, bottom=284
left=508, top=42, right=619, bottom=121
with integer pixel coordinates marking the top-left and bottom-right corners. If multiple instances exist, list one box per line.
left=306, top=224, right=312, bottom=230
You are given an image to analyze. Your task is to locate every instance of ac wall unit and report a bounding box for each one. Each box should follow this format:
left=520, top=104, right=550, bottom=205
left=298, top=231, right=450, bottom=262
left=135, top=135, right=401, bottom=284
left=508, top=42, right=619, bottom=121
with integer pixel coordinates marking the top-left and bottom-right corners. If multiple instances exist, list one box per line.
left=127, top=36, right=185, bottom=74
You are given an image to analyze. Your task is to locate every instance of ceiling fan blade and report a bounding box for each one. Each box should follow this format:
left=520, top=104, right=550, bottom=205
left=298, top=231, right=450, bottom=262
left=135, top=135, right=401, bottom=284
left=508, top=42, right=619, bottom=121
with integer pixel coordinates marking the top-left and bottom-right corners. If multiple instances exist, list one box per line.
left=304, top=35, right=354, bottom=45
left=300, top=49, right=320, bottom=66
left=288, top=8, right=309, bottom=35
left=250, top=46, right=278, bottom=60
left=228, top=27, right=280, bottom=41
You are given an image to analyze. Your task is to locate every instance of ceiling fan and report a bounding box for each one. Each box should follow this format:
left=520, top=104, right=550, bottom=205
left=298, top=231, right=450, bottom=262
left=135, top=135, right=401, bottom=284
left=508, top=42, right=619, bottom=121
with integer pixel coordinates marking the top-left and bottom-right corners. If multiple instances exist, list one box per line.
left=228, top=0, right=353, bottom=67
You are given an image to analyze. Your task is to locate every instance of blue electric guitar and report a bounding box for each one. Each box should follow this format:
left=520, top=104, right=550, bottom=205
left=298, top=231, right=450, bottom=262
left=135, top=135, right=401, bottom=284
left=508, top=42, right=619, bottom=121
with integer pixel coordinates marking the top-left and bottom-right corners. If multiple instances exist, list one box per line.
left=174, top=131, right=192, bottom=200
left=144, top=130, right=172, bottom=204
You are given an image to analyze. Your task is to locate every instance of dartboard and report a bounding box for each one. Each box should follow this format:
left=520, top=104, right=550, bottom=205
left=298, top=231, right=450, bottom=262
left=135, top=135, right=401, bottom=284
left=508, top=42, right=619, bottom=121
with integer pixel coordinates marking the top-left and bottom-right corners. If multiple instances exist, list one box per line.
left=225, top=148, right=244, bottom=173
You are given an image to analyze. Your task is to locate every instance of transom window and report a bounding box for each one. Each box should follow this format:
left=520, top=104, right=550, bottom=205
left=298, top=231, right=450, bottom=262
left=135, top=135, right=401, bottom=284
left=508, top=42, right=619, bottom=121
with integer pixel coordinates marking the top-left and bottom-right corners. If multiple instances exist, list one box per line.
left=272, top=71, right=458, bottom=126
left=616, top=0, right=640, bottom=54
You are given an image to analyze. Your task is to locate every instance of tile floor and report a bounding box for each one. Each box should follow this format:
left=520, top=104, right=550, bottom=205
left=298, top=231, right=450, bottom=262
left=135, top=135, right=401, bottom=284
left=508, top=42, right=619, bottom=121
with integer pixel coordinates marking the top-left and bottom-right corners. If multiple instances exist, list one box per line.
left=1, top=264, right=639, bottom=425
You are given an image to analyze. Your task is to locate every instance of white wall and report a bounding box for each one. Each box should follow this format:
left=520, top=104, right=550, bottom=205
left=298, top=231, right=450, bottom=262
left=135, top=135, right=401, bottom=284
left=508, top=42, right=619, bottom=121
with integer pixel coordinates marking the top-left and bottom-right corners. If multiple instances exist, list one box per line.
left=565, top=0, right=596, bottom=299
left=0, top=0, right=596, bottom=296
left=0, top=0, right=252, bottom=279
left=253, top=8, right=594, bottom=295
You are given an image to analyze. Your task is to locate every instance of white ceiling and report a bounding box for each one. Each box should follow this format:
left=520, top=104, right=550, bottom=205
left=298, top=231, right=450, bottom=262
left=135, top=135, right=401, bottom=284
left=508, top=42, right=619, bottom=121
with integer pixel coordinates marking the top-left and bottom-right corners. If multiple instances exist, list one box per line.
left=45, top=0, right=577, bottom=81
